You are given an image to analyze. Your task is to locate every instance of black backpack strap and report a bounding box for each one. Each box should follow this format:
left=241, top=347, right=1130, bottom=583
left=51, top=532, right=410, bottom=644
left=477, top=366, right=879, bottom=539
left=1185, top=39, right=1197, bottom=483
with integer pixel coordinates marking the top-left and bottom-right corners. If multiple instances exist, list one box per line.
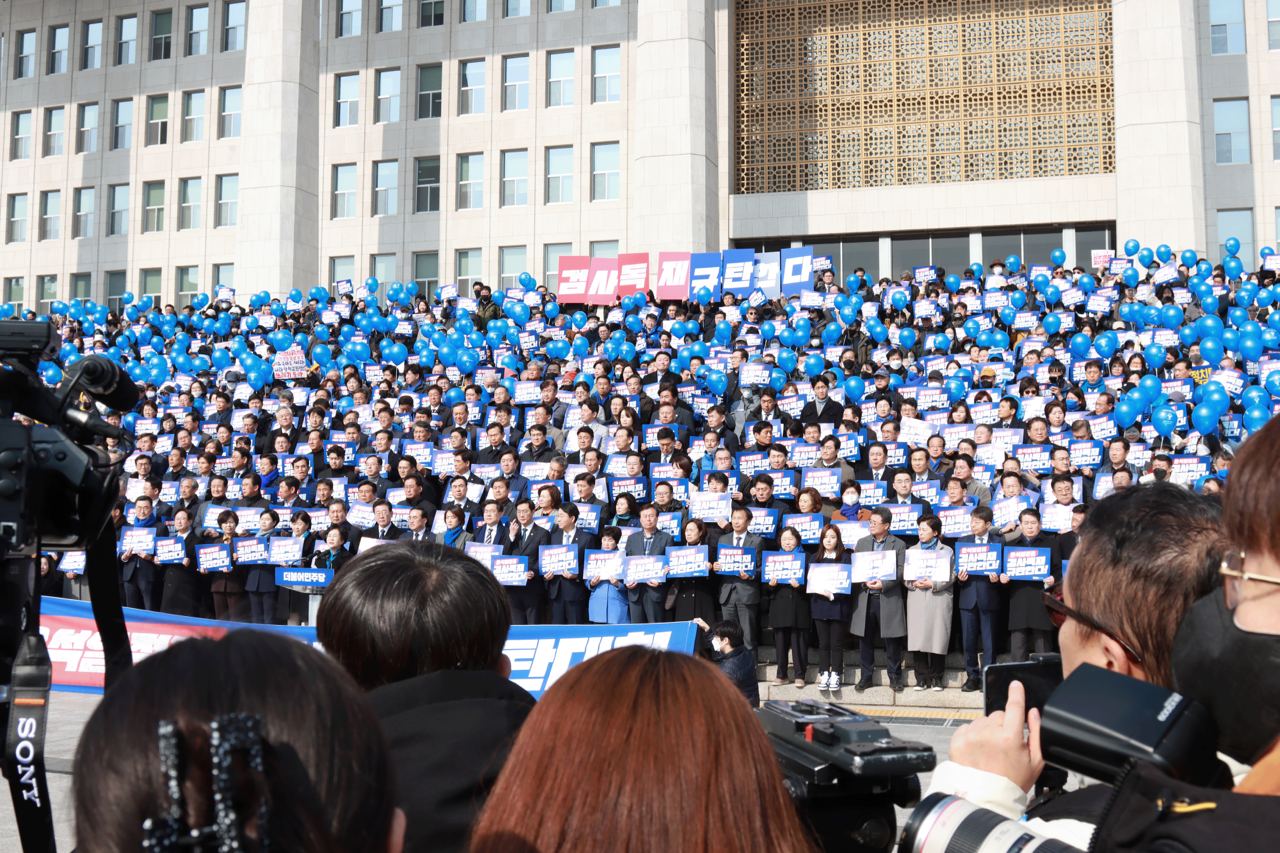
left=1027, top=783, right=1116, bottom=825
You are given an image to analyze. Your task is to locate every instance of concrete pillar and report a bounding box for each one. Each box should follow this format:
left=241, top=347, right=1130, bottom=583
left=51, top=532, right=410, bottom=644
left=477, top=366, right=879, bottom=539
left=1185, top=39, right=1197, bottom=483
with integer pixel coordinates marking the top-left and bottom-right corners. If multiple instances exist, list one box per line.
left=631, top=0, right=719, bottom=255
left=236, top=0, right=320, bottom=297
left=1113, top=0, right=1206, bottom=252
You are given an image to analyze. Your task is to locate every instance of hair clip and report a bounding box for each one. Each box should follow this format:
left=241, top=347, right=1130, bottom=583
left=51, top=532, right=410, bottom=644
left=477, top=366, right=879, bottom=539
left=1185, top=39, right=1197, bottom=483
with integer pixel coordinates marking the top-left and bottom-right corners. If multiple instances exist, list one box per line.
left=141, top=713, right=271, bottom=853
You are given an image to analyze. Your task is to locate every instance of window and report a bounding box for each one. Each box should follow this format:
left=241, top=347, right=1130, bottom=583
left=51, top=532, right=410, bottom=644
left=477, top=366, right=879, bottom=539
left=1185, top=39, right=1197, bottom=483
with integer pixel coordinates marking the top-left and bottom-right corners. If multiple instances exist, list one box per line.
left=547, top=50, right=574, bottom=107
left=1215, top=98, right=1250, bottom=165
left=213, top=263, right=234, bottom=290
left=11, top=112, right=31, bottom=160
left=140, top=269, right=162, bottom=296
left=1271, top=0, right=1280, bottom=50
left=176, top=266, right=199, bottom=295
left=338, top=0, right=362, bottom=37
left=223, top=1, right=246, bottom=51
left=590, top=240, right=618, bottom=258
left=71, top=274, right=92, bottom=299
left=186, top=6, right=209, bottom=55
left=77, top=103, right=99, bottom=153
left=178, top=178, right=202, bottom=229
left=151, top=10, right=173, bottom=60
left=416, top=64, right=442, bottom=118
left=544, top=243, right=570, bottom=288
left=73, top=187, right=95, bottom=238
left=335, top=73, right=360, bottom=126
left=39, top=191, right=61, bottom=240
left=457, top=153, right=483, bottom=209
left=43, top=107, right=65, bottom=156
left=503, top=55, right=529, bottom=111
left=1273, top=96, right=1280, bottom=160
left=545, top=145, right=572, bottom=203
left=548, top=0, right=573, bottom=11
left=462, top=0, right=487, bottom=22
left=419, top=0, right=444, bottom=26
left=82, top=21, right=104, bottom=69
left=116, top=17, right=137, bottom=65
left=592, top=45, right=620, bottom=103
left=49, top=25, right=69, bottom=74
left=1210, top=0, right=1245, bottom=55
left=37, top=276, right=58, bottom=311
left=459, top=59, right=485, bottom=115
left=375, top=68, right=400, bottom=123
left=7, top=194, right=29, bottom=243
left=216, top=175, right=238, bottom=226
left=182, top=90, right=205, bottom=142
left=379, top=0, right=403, bottom=32
left=330, top=256, right=355, bottom=284
left=456, top=248, right=482, bottom=290
left=15, top=31, right=35, bottom=79
left=505, top=0, right=530, bottom=15
left=372, top=160, right=398, bottom=215
left=218, top=86, right=241, bottom=137
left=593, top=0, right=620, bottom=7
left=107, top=185, right=129, bottom=236
left=591, top=141, right=620, bottom=200
left=499, top=246, right=527, bottom=288
left=412, top=252, right=439, bottom=294
left=1217, top=209, right=1255, bottom=263
left=370, top=253, right=396, bottom=285
left=112, top=99, right=133, bottom=149
left=332, top=163, right=357, bottom=218
left=500, top=149, right=528, bottom=206
left=146, top=95, right=169, bottom=145
left=105, top=271, right=126, bottom=311
left=414, top=156, right=440, bottom=212
left=143, top=181, right=165, bottom=232
left=4, top=278, right=25, bottom=306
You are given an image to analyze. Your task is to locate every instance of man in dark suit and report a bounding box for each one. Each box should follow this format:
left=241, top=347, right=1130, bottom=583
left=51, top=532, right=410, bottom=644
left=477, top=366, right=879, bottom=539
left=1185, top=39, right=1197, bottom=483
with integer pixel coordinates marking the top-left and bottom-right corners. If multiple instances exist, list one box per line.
left=622, top=504, right=674, bottom=624
left=715, top=505, right=763, bottom=649
left=362, top=500, right=405, bottom=543
left=955, top=505, right=1006, bottom=691
left=505, top=499, right=549, bottom=625
left=1001, top=507, right=1062, bottom=661
left=544, top=504, right=596, bottom=624
left=853, top=441, right=900, bottom=484
left=120, top=495, right=166, bottom=611
left=273, top=476, right=311, bottom=508
left=798, top=375, right=842, bottom=425
left=477, top=423, right=517, bottom=466
left=473, top=501, right=510, bottom=550
left=851, top=507, right=909, bottom=692
left=994, top=396, right=1027, bottom=431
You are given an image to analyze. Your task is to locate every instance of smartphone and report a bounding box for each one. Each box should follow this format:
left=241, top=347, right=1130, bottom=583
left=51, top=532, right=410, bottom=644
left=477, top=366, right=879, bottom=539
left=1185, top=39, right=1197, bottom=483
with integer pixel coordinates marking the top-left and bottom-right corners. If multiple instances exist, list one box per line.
left=983, top=655, right=1064, bottom=716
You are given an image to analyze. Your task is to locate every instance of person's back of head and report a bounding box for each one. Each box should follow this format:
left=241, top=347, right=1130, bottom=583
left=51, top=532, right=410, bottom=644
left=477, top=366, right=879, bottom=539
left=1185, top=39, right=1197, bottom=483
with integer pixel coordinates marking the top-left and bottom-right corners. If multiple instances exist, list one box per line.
left=470, top=647, right=812, bottom=853
left=317, top=541, right=511, bottom=689
left=1063, top=482, right=1224, bottom=687
left=73, top=630, right=399, bottom=853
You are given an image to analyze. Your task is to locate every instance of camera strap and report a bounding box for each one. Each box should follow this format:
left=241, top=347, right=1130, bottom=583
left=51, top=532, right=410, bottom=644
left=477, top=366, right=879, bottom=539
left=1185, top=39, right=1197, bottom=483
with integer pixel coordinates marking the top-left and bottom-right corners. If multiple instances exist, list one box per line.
left=3, top=633, right=55, bottom=853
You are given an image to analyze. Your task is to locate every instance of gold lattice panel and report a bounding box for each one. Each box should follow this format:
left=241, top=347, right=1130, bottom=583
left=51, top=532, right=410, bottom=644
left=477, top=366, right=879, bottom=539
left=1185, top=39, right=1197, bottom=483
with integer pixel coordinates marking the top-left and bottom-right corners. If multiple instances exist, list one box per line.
left=734, top=0, right=1115, bottom=194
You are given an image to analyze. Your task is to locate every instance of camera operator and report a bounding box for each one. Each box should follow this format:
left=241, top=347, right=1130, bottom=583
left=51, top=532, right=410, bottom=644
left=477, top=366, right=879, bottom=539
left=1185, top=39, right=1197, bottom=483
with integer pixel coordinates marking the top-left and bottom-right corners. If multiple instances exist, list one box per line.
left=924, top=483, right=1225, bottom=846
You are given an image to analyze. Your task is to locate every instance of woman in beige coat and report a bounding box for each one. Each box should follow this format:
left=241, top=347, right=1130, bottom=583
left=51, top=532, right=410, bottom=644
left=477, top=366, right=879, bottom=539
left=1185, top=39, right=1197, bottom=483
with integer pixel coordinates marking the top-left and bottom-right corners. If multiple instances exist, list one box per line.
left=906, top=515, right=955, bottom=691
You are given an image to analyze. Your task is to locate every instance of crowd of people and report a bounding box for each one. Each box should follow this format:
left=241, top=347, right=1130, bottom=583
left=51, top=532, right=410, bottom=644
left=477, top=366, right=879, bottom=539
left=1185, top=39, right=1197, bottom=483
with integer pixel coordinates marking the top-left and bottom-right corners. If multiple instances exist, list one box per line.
left=30, top=237, right=1277, bottom=695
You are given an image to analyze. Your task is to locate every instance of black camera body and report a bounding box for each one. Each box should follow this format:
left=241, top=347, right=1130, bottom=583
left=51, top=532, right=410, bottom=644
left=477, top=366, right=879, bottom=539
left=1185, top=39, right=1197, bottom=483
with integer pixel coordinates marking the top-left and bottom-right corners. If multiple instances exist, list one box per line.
left=759, top=700, right=935, bottom=853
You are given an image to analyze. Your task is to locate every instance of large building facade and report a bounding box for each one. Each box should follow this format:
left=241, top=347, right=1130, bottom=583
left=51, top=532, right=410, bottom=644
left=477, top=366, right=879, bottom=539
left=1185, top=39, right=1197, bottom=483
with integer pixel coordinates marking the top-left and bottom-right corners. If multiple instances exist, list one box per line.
left=0, top=0, right=1273, bottom=308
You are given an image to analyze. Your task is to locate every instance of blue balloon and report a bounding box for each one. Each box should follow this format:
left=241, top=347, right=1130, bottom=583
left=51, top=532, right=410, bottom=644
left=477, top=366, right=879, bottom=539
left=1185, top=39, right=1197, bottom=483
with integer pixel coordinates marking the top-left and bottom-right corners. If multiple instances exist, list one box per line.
left=1143, top=343, right=1166, bottom=371
left=706, top=370, right=729, bottom=396
left=897, top=327, right=917, bottom=349
left=1050, top=248, right=1067, bottom=267
left=1224, top=256, right=1244, bottom=280
left=1138, top=248, right=1155, bottom=269
left=1225, top=236, right=1241, bottom=257
left=1004, top=254, right=1021, bottom=274
left=1094, top=331, right=1117, bottom=358
left=802, top=355, right=826, bottom=378
left=1042, top=314, right=1061, bottom=336
left=1069, top=333, right=1092, bottom=358
left=1113, top=399, right=1140, bottom=429
left=1191, top=404, right=1220, bottom=435
left=1244, top=406, right=1272, bottom=432
left=776, top=349, right=798, bottom=374
left=1151, top=406, right=1178, bottom=437
left=1181, top=249, right=1198, bottom=268
left=1123, top=238, right=1140, bottom=257
left=844, top=377, right=865, bottom=400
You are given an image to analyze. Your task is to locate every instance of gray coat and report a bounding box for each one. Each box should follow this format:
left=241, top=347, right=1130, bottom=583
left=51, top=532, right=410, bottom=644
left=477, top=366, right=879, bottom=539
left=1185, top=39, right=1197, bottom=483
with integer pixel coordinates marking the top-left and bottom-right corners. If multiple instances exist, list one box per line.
left=905, top=542, right=955, bottom=655
left=717, top=531, right=763, bottom=606
left=850, top=534, right=907, bottom=638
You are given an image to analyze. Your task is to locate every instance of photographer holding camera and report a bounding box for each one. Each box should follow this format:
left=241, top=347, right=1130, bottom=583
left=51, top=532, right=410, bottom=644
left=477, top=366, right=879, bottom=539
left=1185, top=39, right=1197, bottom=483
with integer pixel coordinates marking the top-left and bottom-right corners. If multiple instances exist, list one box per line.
left=924, top=482, right=1225, bottom=846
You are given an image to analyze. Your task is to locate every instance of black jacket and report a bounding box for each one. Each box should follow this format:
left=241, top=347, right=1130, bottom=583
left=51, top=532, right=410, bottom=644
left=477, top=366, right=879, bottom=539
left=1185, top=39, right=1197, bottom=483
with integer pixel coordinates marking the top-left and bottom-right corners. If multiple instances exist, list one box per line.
left=713, top=646, right=759, bottom=708
left=369, top=670, right=536, bottom=853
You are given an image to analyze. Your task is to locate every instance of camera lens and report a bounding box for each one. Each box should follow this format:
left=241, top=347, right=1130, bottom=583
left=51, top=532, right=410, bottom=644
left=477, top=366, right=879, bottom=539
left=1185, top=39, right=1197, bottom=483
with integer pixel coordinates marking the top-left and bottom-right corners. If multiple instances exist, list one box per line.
left=901, top=793, right=1083, bottom=853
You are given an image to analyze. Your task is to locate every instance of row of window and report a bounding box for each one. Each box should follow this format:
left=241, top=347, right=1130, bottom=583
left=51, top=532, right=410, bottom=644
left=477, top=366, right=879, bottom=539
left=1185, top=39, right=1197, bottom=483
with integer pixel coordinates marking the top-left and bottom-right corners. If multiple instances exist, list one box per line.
left=1209, top=0, right=1280, bottom=54
left=6, top=88, right=241, bottom=160
left=1209, top=95, right=1280, bottom=164
left=5, top=3, right=245, bottom=83
left=3, top=265, right=236, bottom=311
left=333, top=47, right=619, bottom=128
left=328, top=143, right=619, bottom=218
left=3, top=176, right=239, bottom=243
left=335, top=0, right=620, bottom=36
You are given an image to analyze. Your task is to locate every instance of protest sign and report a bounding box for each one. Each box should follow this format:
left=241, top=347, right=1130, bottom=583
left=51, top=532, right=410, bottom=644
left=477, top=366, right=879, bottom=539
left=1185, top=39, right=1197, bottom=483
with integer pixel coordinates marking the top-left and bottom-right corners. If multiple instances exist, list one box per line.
left=196, top=543, right=232, bottom=573
left=492, top=555, right=530, bottom=586
left=584, top=550, right=623, bottom=582
left=1004, top=547, right=1052, bottom=581
left=665, top=545, right=709, bottom=579
left=850, top=550, right=897, bottom=583
left=715, top=546, right=756, bottom=577
left=624, top=555, right=668, bottom=585
left=538, top=544, right=579, bottom=578
left=761, top=551, right=806, bottom=584
left=806, top=562, right=852, bottom=596
left=904, top=550, right=952, bottom=583
left=956, top=543, right=1002, bottom=576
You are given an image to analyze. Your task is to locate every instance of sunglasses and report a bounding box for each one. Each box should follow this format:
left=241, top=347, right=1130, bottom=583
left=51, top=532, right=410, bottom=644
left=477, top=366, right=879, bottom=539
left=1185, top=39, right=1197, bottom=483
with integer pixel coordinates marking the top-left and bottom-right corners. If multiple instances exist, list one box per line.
left=1042, top=591, right=1144, bottom=664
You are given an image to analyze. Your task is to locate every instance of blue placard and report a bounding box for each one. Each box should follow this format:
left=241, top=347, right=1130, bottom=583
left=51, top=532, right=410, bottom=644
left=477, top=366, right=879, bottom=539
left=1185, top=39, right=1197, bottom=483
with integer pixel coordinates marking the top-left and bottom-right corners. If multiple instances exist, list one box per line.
left=583, top=549, right=624, bottom=581
left=196, top=543, right=232, bottom=573
left=1004, top=546, right=1052, bottom=581
left=624, top=555, right=669, bottom=584
left=232, top=536, right=270, bottom=565
left=762, top=551, right=806, bottom=584
left=807, top=562, right=852, bottom=596
left=154, top=537, right=185, bottom=565
left=538, top=544, right=579, bottom=578
left=956, top=542, right=1003, bottom=576
left=1068, top=440, right=1105, bottom=469
left=492, top=555, right=529, bottom=587
left=715, top=546, right=757, bottom=577
left=781, top=513, right=824, bottom=545
left=746, top=507, right=780, bottom=538
left=801, top=467, right=841, bottom=498
left=884, top=503, right=923, bottom=535
left=666, top=545, right=709, bottom=579
left=574, top=503, right=603, bottom=533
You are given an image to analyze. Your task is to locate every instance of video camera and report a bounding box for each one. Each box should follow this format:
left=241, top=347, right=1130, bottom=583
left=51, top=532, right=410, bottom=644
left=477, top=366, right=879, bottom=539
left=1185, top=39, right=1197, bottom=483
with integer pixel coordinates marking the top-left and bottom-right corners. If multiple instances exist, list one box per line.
left=758, top=700, right=935, bottom=853
left=899, top=664, right=1229, bottom=853
left=0, top=319, right=138, bottom=852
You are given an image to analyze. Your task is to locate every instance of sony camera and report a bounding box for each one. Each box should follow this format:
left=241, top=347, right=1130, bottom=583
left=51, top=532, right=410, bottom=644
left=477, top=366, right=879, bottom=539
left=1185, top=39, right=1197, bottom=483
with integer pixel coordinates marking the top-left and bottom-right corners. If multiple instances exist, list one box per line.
left=759, top=700, right=936, bottom=853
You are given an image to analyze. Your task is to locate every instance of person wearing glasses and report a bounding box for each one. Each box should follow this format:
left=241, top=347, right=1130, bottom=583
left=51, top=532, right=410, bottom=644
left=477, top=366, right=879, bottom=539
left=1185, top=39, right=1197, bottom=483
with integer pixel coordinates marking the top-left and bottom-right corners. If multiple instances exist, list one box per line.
left=922, top=482, right=1225, bottom=847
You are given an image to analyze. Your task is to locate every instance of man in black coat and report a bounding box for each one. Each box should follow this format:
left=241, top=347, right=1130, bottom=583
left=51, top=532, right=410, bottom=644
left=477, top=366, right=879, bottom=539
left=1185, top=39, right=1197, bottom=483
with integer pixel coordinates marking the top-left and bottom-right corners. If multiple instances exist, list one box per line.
left=544, top=504, right=596, bottom=624
left=1000, top=507, right=1062, bottom=661
left=505, top=499, right=550, bottom=624
left=798, top=375, right=842, bottom=425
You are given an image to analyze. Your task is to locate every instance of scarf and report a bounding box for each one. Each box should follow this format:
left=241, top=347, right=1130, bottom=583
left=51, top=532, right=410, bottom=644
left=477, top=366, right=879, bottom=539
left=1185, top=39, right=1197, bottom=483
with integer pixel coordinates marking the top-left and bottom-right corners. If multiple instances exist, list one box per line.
left=443, top=525, right=464, bottom=548
left=839, top=502, right=861, bottom=519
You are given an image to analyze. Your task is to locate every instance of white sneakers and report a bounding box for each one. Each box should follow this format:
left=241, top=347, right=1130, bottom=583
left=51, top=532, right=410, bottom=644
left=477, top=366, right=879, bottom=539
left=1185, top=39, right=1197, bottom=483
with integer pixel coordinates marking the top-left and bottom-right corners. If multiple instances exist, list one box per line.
left=829, top=671, right=841, bottom=691
left=818, top=670, right=830, bottom=690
